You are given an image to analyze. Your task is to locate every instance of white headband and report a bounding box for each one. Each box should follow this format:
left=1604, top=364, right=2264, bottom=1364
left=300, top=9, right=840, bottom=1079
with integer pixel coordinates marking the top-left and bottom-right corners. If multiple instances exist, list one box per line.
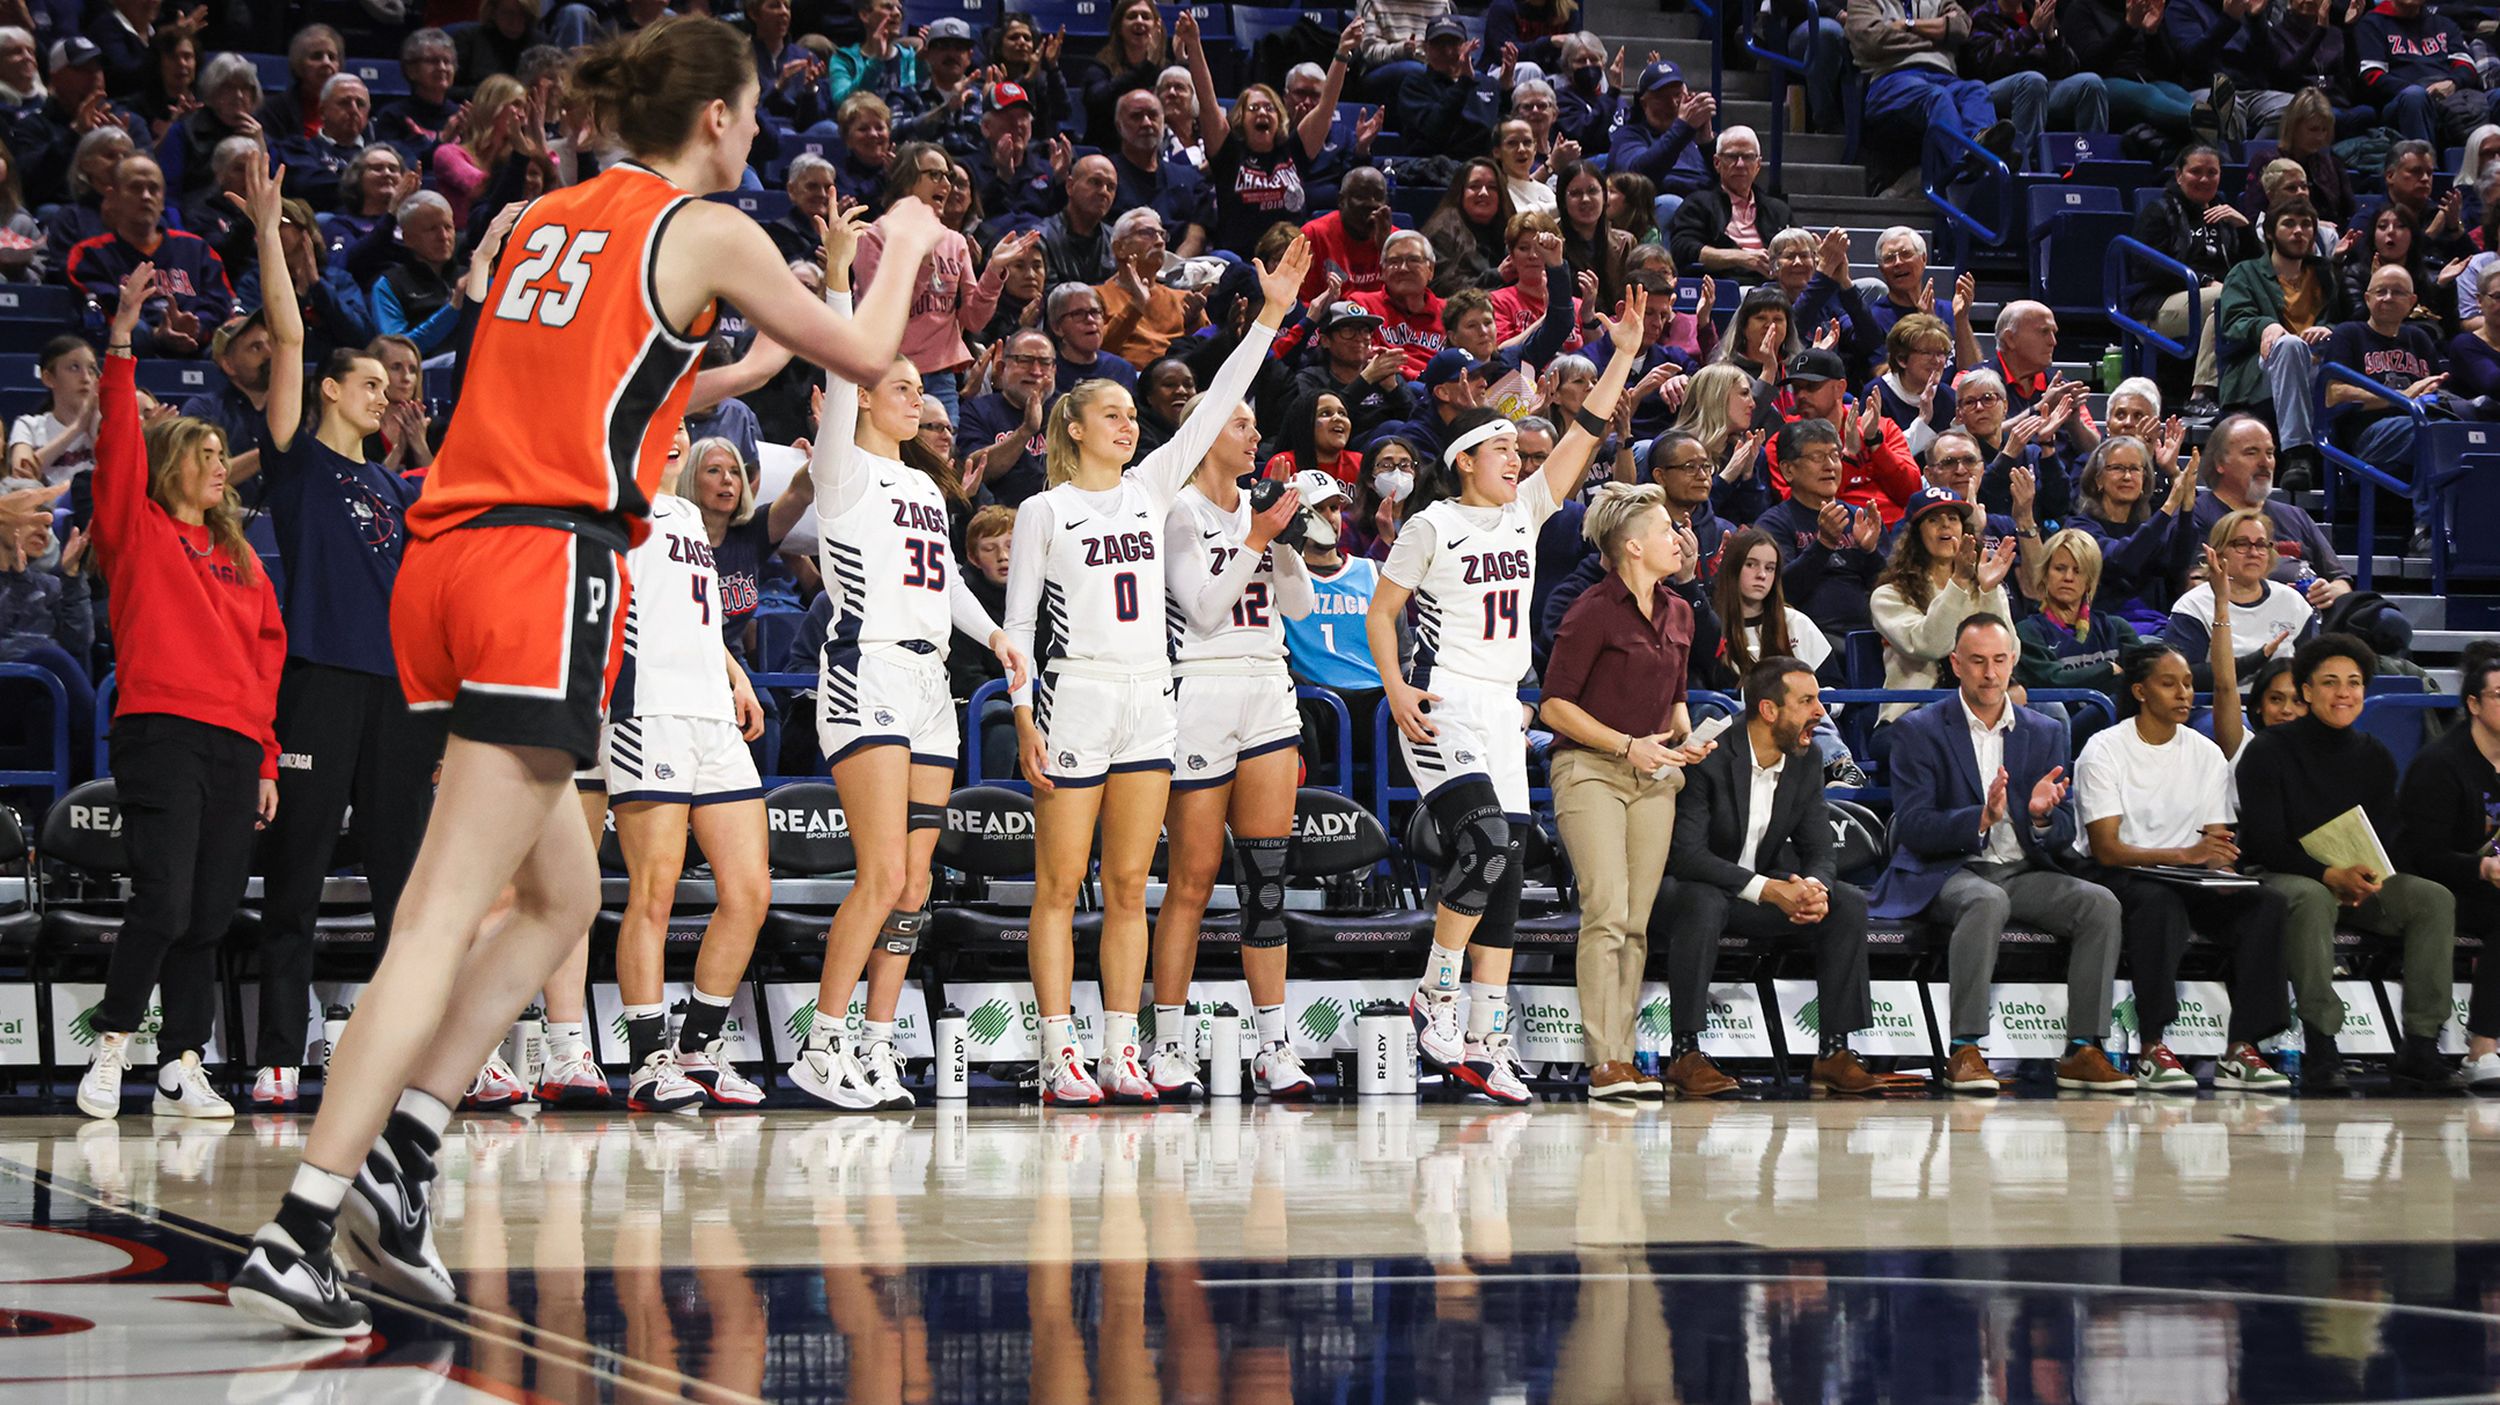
left=1442, top=419, right=1517, bottom=467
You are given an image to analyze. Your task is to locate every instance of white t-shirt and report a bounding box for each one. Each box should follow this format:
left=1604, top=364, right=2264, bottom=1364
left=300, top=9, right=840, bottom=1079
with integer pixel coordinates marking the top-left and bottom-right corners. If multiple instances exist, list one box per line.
left=2166, top=581, right=2314, bottom=669
left=2073, top=719, right=2236, bottom=856
left=1743, top=605, right=1829, bottom=672
left=7, top=410, right=94, bottom=488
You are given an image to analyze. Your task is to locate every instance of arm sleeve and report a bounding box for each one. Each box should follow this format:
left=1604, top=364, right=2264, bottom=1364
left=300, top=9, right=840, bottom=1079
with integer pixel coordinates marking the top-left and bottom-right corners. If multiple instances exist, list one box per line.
left=1269, top=542, right=1316, bottom=619
left=807, top=290, right=872, bottom=520
left=1165, top=499, right=1266, bottom=634
left=1514, top=260, right=1576, bottom=373
left=1134, top=322, right=1280, bottom=508
left=1002, top=496, right=1052, bottom=708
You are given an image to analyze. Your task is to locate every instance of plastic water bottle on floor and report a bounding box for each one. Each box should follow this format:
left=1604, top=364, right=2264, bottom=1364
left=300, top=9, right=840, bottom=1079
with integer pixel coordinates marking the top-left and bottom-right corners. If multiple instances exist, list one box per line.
left=321, top=1004, right=350, bottom=1071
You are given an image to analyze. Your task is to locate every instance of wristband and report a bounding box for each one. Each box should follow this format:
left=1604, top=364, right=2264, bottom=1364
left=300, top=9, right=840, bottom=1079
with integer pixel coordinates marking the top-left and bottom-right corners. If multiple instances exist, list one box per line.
left=1573, top=407, right=1609, bottom=439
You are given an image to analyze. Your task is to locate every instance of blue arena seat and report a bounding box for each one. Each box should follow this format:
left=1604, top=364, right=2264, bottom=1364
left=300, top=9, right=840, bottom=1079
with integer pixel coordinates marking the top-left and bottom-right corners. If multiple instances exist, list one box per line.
left=1233, top=6, right=1337, bottom=50
left=1004, top=0, right=1116, bottom=36
left=710, top=189, right=794, bottom=223
left=346, top=56, right=407, bottom=95
left=132, top=358, right=224, bottom=403
left=2036, top=131, right=2124, bottom=175
left=2028, top=184, right=2131, bottom=317
left=904, top=0, right=998, bottom=25
left=244, top=53, right=291, bottom=93
left=0, top=284, right=76, bottom=331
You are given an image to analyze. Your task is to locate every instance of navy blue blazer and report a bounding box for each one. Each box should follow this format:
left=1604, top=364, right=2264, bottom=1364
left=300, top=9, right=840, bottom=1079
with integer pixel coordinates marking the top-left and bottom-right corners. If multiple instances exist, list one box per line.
left=1868, top=695, right=2079, bottom=920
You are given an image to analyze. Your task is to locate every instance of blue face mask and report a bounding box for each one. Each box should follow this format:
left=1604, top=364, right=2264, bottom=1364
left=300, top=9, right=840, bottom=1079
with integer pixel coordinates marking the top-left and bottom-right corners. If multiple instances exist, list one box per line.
left=1572, top=64, right=1604, bottom=93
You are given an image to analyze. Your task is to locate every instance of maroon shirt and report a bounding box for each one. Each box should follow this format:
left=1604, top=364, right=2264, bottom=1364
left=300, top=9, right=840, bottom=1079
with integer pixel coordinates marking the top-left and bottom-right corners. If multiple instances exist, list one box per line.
left=1542, top=573, right=1693, bottom=752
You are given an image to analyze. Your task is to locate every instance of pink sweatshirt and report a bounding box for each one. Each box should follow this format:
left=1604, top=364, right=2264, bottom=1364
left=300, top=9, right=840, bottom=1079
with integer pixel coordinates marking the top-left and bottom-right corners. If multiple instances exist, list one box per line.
left=853, top=219, right=997, bottom=375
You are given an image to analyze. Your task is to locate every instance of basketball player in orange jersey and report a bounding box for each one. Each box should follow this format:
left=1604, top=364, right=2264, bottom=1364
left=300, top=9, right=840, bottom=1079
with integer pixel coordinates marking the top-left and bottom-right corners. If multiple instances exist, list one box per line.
left=228, top=16, right=952, bottom=1337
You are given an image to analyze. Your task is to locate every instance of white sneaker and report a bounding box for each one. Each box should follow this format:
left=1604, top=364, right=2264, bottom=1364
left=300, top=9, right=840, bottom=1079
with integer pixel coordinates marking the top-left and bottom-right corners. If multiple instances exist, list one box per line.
left=463, top=1054, right=528, bottom=1110
left=1458, top=1034, right=1534, bottom=1106
left=76, top=1031, right=131, bottom=1120
left=1410, top=989, right=1464, bottom=1071
left=1041, top=1042, right=1105, bottom=1106
left=1095, top=1043, right=1159, bottom=1105
left=534, top=1048, right=613, bottom=1109
left=855, top=1038, right=916, bottom=1111
left=626, top=1049, right=705, bottom=1114
left=790, top=1039, right=885, bottom=1111
left=250, top=1066, right=300, bottom=1109
left=2215, top=1042, right=2293, bottom=1093
left=1145, top=1042, right=1203, bottom=1100
left=151, top=1051, right=235, bottom=1119
left=679, top=1040, right=769, bottom=1108
left=1254, top=1042, right=1316, bottom=1099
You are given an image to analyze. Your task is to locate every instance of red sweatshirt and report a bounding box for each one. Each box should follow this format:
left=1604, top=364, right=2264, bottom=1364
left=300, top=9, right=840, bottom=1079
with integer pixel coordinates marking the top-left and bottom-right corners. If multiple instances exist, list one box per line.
left=94, top=355, right=285, bottom=777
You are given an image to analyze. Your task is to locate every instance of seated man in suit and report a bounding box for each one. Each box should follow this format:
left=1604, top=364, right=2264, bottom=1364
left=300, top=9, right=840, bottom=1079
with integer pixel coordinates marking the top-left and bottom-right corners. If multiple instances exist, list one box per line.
left=1869, top=614, right=2133, bottom=1095
left=1662, top=656, right=1882, bottom=1097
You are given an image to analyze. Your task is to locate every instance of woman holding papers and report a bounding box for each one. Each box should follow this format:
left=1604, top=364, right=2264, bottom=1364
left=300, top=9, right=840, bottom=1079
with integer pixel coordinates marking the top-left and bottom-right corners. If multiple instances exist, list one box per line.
left=2073, top=642, right=2292, bottom=1094
left=2235, top=634, right=2459, bottom=1094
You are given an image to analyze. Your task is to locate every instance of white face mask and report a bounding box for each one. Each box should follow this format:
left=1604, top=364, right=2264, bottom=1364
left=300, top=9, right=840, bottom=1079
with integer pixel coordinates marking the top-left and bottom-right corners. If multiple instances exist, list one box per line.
left=1304, top=509, right=1341, bottom=550
left=1373, top=468, right=1414, bottom=502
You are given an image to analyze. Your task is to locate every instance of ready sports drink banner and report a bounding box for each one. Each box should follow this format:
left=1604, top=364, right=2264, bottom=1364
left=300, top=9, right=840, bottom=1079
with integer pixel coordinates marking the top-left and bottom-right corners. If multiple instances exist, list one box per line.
left=762, top=983, right=933, bottom=1059
left=1772, top=979, right=1934, bottom=1059
left=49, top=984, right=220, bottom=1067
left=587, top=982, right=770, bottom=1065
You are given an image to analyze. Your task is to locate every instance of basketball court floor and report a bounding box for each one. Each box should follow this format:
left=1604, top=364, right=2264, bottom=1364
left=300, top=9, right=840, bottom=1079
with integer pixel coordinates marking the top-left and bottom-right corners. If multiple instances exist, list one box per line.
left=2, top=1094, right=2497, bottom=1402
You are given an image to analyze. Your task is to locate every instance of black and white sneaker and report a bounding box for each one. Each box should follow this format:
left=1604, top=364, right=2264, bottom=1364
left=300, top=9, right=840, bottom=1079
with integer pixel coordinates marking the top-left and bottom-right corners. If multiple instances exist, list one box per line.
left=1823, top=755, right=1869, bottom=790
left=229, top=1224, right=372, bottom=1338
left=338, top=1144, right=456, bottom=1306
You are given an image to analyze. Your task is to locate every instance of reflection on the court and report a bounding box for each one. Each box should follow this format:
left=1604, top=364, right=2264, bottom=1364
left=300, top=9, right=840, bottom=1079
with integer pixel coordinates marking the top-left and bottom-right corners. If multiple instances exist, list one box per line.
left=16, top=1097, right=2500, bottom=1402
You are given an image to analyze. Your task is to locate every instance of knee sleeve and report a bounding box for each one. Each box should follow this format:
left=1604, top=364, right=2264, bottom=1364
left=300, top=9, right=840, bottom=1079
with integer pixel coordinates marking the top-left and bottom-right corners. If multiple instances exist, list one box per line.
left=1427, top=784, right=1511, bottom=918
left=1234, top=834, right=1291, bottom=949
left=876, top=906, right=929, bottom=957
left=1467, top=821, right=1531, bottom=950
left=907, top=801, right=945, bottom=833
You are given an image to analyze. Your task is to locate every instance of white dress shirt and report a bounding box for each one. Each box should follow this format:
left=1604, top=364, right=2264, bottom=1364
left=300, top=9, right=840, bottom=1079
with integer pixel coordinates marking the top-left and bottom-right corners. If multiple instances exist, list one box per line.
left=1961, top=694, right=2028, bottom=865
left=1736, top=746, right=1787, bottom=906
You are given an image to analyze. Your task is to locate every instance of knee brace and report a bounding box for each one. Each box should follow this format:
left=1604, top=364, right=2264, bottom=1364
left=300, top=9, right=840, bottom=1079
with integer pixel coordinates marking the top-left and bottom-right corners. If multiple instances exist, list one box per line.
left=1427, top=783, right=1511, bottom=918
left=1234, top=834, right=1291, bottom=949
left=907, top=801, right=945, bottom=833
left=876, top=906, right=929, bottom=957
left=1467, top=821, right=1530, bottom=950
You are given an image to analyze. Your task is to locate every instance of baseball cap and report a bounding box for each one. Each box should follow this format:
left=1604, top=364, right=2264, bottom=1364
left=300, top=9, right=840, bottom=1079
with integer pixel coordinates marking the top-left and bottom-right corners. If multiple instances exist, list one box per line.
left=1292, top=469, right=1351, bottom=506
left=987, top=80, right=1032, bottom=112
left=1903, top=486, right=1975, bottom=528
left=1424, top=17, right=1468, bottom=43
left=1785, top=348, right=1848, bottom=386
left=1317, top=300, right=1383, bottom=333
left=210, top=307, right=268, bottom=360
left=48, top=37, right=99, bottom=74
left=1638, top=60, right=1686, bottom=95
left=922, top=16, right=976, bottom=44
left=1420, top=348, right=1487, bottom=388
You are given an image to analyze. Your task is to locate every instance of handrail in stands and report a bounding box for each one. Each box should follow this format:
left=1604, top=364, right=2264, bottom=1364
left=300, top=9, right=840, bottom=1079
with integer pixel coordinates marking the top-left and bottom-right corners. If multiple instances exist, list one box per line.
left=1684, top=0, right=1727, bottom=112
left=2102, top=236, right=2197, bottom=362
left=93, top=671, right=113, bottom=777
left=1737, top=7, right=1811, bottom=181
left=0, top=664, right=70, bottom=801
left=2315, top=364, right=2429, bottom=594
left=1922, top=126, right=2011, bottom=265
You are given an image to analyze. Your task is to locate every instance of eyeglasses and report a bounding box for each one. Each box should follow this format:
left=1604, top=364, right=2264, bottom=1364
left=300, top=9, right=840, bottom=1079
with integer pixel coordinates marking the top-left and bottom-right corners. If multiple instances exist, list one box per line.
left=1931, top=454, right=1982, bottom=469
left=1059, top=307, right=1106, bottom=321
left=2224, top=536, right=2273, bottom=552
left=1004, top=353, right=1056, bottom=366
left=914, top=165, right=951, bottom=180
left=2102, top=462, right=2145, bottom=476
left=1660, top=456, right=1712, bottom=473
left=1961, top=391, right=2005, bottom=406
left=1718, top=151, right=1760, bottom=164
left=1383, top=254, right=1430, bottom=267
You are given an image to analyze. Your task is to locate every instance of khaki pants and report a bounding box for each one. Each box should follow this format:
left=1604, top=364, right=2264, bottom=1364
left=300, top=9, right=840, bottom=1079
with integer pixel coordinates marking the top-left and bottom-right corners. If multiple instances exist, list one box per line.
left=1551, top=747, right=1680, bottom=1065
left=2154, top=284, right=2223, bottom=394
left=2261, top=870, right=2458, bottom=1038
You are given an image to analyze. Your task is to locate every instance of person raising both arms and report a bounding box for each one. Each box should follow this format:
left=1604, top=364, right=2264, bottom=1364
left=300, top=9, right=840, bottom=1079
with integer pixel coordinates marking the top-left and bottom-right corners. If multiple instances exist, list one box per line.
left=1367, top=284, right=1652, bottom=1106
left=229, top=15, right=953, bottom=1339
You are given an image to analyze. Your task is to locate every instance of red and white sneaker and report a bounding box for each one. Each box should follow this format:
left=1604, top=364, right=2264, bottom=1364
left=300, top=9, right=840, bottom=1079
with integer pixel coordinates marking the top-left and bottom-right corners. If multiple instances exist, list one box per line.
left=535, top=1048, right=613, bottom=1109
left=250, top=1066, right=299, bottom=1110
left=1411, top=989, right=1465, bottom=1072
left=1040, top=1042, right=1105, bottom=1106
left=1254, top=1042, right=1316, bottom=1099
left=1455, top=1033, right=1535, bottom=1106
left=463, top=1054, right=529, bottom=1110
left=1145, top=1043, right=1202, bottom=1100
left=1096, top=1044, right=1160, bottom=1105
left=627, top=1049, right=705, bottom=1114
left=678, top=1040, right=768, bottom=1108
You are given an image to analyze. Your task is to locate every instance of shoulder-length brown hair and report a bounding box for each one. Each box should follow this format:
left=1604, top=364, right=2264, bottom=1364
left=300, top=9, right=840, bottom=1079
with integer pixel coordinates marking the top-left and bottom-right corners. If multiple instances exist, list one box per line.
left=144, top=415, right=256, bottom=579
left=1712, top=526, right=1794, bottom=676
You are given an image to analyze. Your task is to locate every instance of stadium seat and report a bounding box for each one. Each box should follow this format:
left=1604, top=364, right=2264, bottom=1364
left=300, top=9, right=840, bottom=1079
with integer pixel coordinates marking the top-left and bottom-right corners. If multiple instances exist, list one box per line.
left=132, top=358, right=225, bottom=404
left=1233, top=6, right=1337, bottom=52
left=925, top=785, right=1039, bottom=965
left=1004, top=0, right=1116, bottom=37
left=0, top=664, right=70, bottom=804
left=34, top=780, right=134, bottom=1087
left=1278, top=788, right=1433, bottom=956
left=244, top=53, right=291, bottom=93
left=345, top=57, right=407, bottom=95
left=904, top=0, right=998, bottom=26
left=2027, top=184, right=2131, bottom=317
left=756, top=779, right=854, bottom=980
left=709, top=189, right=793, bottom=223
left=0, top=284, right=75, bottom=331
left=2036, top=131, right=2124, bottom=175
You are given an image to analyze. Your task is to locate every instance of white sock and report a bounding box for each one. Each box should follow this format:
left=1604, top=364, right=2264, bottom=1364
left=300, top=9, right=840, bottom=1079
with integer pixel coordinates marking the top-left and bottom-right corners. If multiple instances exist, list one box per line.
left=862, top=1019, right=896, bottom=1047
left=395, top=1088, right=454, bottom=1137
left=1041, top=1013, right=1080, bottom=1057
left=1254, top=1003, right=1288, bottom=1048
left=622, top=1002, right=666, bottom=1022
left=689, top=988, right=731, bottom=1008
left=1467, top=983, right=1508, bottom=1040
left=545, top=1021, right=587, bottom=1052
left=806, top=1018, right=842, bottom=1053
left=1154, top=1004, right=1188, bottom=1048
left=288, top=1163, right=350, bottom=1212
left=1420, top=943, right=1465, bottom=994
left=1104, top=1010, right=1140, bottom=1058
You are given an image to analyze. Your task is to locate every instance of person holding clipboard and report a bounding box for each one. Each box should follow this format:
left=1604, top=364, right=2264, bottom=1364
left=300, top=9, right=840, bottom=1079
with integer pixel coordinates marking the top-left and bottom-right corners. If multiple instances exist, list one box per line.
left=2235, top=632, right=2459, bottom=1094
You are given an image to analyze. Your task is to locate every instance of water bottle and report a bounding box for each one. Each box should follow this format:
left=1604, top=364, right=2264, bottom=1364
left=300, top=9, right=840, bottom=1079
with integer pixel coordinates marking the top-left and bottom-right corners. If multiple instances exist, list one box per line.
left=933, top=1102, right=970, bottom=1183
left=933, top=1004, right=969, bottom=1099
left=514, top=1003, right=545, bottom=1087
left=2099, top=346, right=2124, bottom=393
left=1355, top=1002, right=1401, bottom=1096
left=2292, top=559, right=2319, bottom=594
left=1397, top=1019, right=1420, bottom=1095
left=1208, top=1002, right=1243, bottom=1097
left=321, top=1003, right=350, bottom=1071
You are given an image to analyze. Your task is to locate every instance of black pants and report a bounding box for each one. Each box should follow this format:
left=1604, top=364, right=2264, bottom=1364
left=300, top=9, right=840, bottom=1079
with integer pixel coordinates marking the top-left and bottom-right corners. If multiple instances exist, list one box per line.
left=99, top=714, right=263, bottom=1058
left=2094, top=868, right=2291, bottom=1046
left=2459, top=889, right=2500, bottom=1038
left=1659, top=878, right=1872, bottom=1040
left=254, top=660, right=438, bottom=1062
